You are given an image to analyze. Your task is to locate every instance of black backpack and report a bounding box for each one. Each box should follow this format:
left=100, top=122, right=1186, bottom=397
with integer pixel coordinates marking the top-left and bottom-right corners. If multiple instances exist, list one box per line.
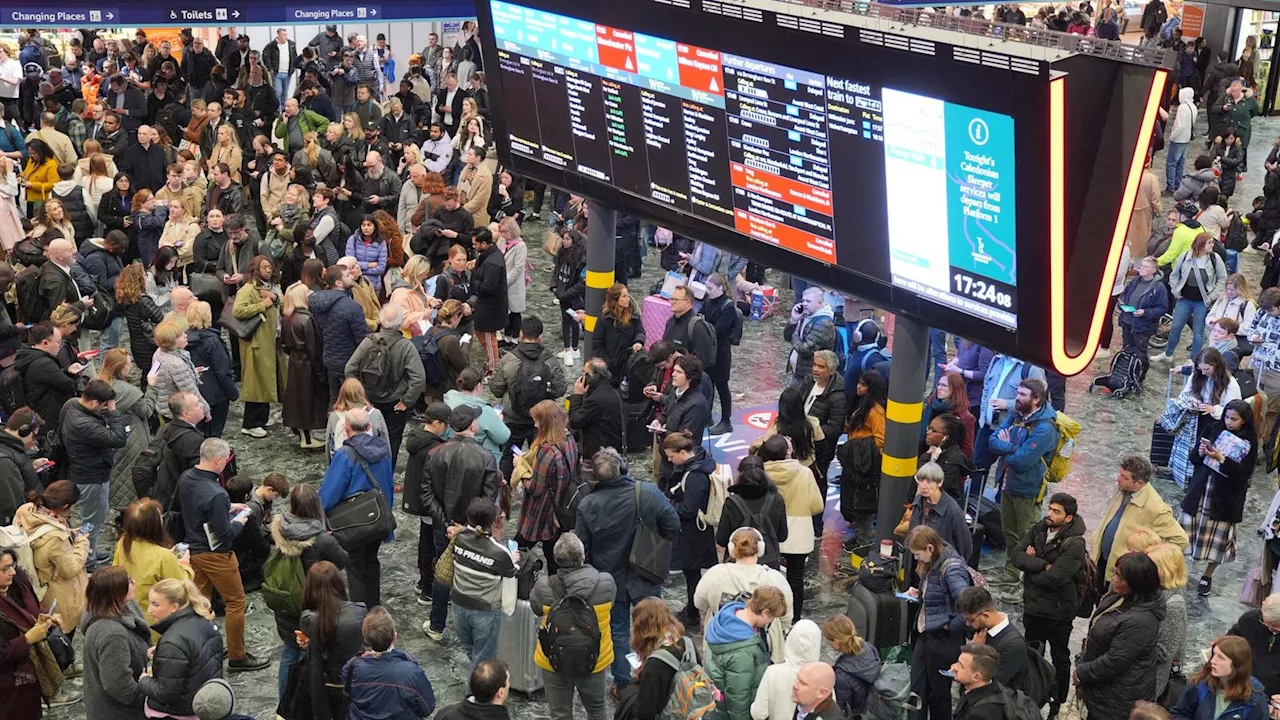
left=858, top=549, right=901, bottom=594
left=0, top=365, right=27, bottom=416
left=512, top=356, right=556, bottom=415
left=15, top=266, right=41, bottom=324
left=726, top=493, right=781, bottom=568
left=728, top=306, right=744, bottom=346
left=1090, top=346, right=1148, bottom=399
left=415, top=328, right=453, bottom=388
left=1020, top=642, right=1057, bottom=707
left=1225, top=214, right=1249, bottom=251
left=537, top=577, right=602, bottom=677
left=356, top=336, right=401, bottom=403
left=131, top=435, right=169, bottom=501
left=553, top=449, right=585, bottom=532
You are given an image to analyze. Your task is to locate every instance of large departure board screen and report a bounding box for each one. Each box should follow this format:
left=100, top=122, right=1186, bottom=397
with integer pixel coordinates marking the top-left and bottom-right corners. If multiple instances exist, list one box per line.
left=483, top=0, right=1047, bottom=332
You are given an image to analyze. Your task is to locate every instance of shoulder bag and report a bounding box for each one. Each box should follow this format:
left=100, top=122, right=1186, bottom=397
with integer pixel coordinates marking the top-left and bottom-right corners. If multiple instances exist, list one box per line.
left=326, top=447, right=397, bottom=548
left=189, top=273, right=223, bottom=303
left=628, top=480, right=671, bottom=585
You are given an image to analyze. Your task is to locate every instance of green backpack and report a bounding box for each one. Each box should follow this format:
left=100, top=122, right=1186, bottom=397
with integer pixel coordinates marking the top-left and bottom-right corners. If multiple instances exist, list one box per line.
left=261, top=550, right=305, bottom=616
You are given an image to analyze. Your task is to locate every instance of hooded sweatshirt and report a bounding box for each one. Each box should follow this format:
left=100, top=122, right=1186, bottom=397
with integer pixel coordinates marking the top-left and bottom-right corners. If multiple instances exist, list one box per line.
left=1170, top=87, right=1197, bottom=143
left=834, top=641, right=882, bottom=715
left=751, top=620, right=821, bottom=720
left=764, top=458, right=824, bottom=555
left=444, top=389, right=510, bottom=466
left=694, top=560, right=793, bottom=662
left=318, top=432, right=396, bottom=540
left=705, top=601, right=771, bottom=720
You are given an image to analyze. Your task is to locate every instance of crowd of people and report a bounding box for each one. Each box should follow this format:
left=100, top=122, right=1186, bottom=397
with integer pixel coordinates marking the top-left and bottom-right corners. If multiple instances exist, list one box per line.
left=0, top=14, right=1279, bottom=720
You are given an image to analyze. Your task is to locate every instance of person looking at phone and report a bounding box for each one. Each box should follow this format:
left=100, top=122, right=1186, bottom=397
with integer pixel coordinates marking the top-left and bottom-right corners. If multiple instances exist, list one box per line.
left=0, top=545, right=78, bottom=714
left=903, top=525, right=971, bottom=720
left=13, top=481, right=88, bottom=644
left=177, top=438, right=270, bottom=672
left=0, top=408, right=47, bottom=525
left=59, top=379, right=128, bottom=570
left=13, top=322, right=81, bottom=441
left=1118, top=255, right=1169, bottom=357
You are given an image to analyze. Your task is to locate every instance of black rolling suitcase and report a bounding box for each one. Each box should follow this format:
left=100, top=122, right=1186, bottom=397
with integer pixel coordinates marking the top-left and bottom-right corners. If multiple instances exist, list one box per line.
left=1150, top=375, right=1178, bottom=469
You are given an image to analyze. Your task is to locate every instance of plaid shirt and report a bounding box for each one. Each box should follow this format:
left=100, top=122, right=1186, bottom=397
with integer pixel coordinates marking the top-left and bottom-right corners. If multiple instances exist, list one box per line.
left=515, top=437, right=580, bottom=542
left=66, top=116, right=85, bottom=157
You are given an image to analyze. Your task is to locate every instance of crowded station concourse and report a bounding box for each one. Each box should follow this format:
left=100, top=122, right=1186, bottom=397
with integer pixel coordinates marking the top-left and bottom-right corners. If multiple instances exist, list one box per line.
left=2, top=6, right=1280, bottom=720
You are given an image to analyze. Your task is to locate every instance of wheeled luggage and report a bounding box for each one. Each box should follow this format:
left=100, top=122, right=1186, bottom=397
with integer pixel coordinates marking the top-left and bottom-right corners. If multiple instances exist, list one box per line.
left=498, top=599, right=545, bottom=694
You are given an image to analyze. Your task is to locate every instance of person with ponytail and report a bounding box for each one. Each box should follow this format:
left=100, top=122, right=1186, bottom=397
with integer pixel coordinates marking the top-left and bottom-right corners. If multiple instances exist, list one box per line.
left=298, top=560, right=367, bottom=720
left=138, top=577, right=224, bottom=718
left=82, top=566, right=150, bottom=720
left=13, top=480, right=89, bottom=634
left=822, top=614, right=882, bottom=717
left=661, top=429, right=718, bottom=629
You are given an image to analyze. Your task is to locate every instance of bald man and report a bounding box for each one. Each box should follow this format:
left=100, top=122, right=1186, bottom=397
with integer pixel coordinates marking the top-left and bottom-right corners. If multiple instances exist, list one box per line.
left=118, top=123, right=167, bottom=193
left=163, top=287, right=195, bottom=327
left=336, top=256, right=380, bottom=331
left=35, top=238, right=91, bottom=324
left=318, top=403, right=395, bottom=606
left=360, top=147, right=402, bottom=215
left=792, top=663, right=844, bottom=720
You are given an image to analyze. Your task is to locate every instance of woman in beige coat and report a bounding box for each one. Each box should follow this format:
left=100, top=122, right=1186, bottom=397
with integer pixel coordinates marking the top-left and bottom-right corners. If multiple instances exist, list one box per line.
left=234, top=254, right=283, bottom=437
left=13, top=481, right=91, bottom=633
left=158, top=198, right=200, bottom=277
left=1127, top=154, right=1162, bottom=259
left=208, top=124, right=243, bottom=184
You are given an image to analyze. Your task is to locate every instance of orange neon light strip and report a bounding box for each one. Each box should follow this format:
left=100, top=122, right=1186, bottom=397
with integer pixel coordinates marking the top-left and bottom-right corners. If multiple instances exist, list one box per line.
left=1050, top=68, right=1169, bottom=376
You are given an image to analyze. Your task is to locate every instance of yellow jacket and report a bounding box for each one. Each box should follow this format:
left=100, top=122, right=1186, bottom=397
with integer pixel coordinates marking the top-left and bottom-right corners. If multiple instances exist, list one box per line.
left=529, top=566, right=616, bottom=674
left=113, top=537, right=194, bottom=627
left=1091, top=481, right=1189, bottom=576
left=22, top=158, right=59, bottom=202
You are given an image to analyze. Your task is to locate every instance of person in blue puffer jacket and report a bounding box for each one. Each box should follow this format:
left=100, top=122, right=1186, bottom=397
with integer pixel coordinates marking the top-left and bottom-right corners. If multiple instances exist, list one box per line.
left=310, top=265, right=371, bottom=398
left=988, top=378, right=1058, bottom=587
left=1170, top=635, right=1268, bottom=720
left=345, top=214, right=388, bottom=294
left=904, top=525, right=972, bottom=720
left=1119, top=255, right=1171, bottom=354
left=342, top=606, right=437, bottom=720
left=975, top=354, right=1047, bottom=469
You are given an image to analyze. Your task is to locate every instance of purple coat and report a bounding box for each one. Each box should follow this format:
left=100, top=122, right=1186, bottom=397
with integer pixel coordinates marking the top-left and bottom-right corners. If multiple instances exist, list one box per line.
left=955, top=340, right=996, bottom=411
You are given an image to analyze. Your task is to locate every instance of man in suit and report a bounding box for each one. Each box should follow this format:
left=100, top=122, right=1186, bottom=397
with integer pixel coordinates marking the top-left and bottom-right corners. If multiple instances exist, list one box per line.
left=102, top=73, right=146, bottom=140
left=435, top=72, right=465, bottom=139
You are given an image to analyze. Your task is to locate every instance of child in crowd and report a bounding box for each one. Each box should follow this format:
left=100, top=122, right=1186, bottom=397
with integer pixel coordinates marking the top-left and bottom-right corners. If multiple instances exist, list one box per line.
left=225, top=473, right=289, bottom=592
left=822, top=614, right=883, bottom=717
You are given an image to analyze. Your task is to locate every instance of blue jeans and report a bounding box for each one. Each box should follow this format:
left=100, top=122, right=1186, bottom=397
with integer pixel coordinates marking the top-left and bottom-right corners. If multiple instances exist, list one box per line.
left=98, top=315, right=123, bottom=351
left=73, top=482, right=109, bottom=567
left=1166, top=141, right=1189, bottom=192
left=1226, top=249, right=1240, bottom=274
left=274, top=71, right=290, bottom=109
left=1165, top=297, right=1208, bottom=361
left=277, top=641, right=304, bottom=701
left=609, top=585, right=662, bottom=686
left=453, top=605, right=501, bottom=668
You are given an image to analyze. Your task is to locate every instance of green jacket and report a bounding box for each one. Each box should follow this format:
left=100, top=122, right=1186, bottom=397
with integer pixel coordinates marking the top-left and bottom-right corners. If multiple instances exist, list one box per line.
left=1223, top=96, right=1261, bottom=146
left=274, top=109, right=330, bottom=154
left=705, top=634, right=769, bottom=720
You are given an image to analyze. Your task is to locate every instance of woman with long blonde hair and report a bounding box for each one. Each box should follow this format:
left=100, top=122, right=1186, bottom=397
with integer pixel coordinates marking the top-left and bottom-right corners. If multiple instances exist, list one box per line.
left=1147, top=542, right=1188, bottom=701
left=138, top=577, right=224, bottom=716
left=293, top=130, right=335, bottom=183
left=208, top=123, right=243, bottom=183
left=516, top=400, right=579, bottom=574
left=389, top=254, right=435, bottom=336
left=326, top=378, right=390, bottom=458
left=79, top=151, right=116, bottom=229
left=281, top=281, right=327, bottom=448
left=28, top=197, right=74, bottom=240
left=822, top=614, right=880, bottom=715
left=159, top=198, right=199, bottom=275
left=342, top=112, right=365, bottom=146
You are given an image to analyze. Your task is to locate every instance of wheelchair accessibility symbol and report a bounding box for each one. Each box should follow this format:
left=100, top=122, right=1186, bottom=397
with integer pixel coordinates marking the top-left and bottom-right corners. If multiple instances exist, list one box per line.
left=968, top=118, right=990, bottom=146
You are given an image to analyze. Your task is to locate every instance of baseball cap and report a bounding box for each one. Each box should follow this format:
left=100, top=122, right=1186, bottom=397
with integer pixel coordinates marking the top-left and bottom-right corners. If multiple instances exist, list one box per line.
left=363, top=119, right=379, bottom=131
left=448, top=405, right=482, bottom=432
left=425, top=402, right=453, bottom=424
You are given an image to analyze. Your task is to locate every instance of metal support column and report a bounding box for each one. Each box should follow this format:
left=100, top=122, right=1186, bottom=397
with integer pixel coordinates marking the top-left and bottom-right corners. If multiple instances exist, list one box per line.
left=876, top=316, right=930, bottom=544
left=582, top=201, right=617, bottom=360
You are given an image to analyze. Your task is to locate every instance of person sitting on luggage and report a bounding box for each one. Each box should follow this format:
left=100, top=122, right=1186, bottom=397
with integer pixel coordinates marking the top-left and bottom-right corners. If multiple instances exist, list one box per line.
left=444, top=496, right=518, bottom=669
left=529, top=533, right=617, bottom=720
left=1176, top=317, right=1243, bottom=374
left=342, top=606, right=438, bottom=720
left=822, top=614, right=881, bottom=718
left=704, top=586, right=786, bottom=720
left=951, top=644, right=1007, bottom=720
left=955, top=587, right=1027, bottom=691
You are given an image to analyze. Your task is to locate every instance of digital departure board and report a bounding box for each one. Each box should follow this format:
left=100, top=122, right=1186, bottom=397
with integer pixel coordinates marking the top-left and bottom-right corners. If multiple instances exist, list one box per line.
left=488, top=0, right=1022, bottom=328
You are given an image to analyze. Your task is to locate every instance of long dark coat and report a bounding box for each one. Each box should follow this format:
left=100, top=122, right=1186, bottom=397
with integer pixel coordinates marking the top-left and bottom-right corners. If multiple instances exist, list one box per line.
left=281, top=307, right=328, bottom=431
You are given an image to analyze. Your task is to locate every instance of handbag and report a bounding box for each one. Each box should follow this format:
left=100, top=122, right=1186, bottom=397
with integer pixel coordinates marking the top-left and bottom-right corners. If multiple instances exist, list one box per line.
left=219, top=296, right=263, bottom=340
left=81, top=289, right=116, bottom=331
left=326, top=448, right=397, bottom=548
left=46, top=625, right=74, bottom=670
left=277, top=655, right=315, bottom=720
left=1161, top=669, right=1188, bottom=709
left=628, top=481, right=671, bottom=585
left=189, top=273, right=223, bottom=303
left=434, top=533, right=459, bottom=587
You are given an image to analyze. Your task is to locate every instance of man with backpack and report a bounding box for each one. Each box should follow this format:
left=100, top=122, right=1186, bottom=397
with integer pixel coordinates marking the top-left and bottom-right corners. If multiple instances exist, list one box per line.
left=530, top=532, right=617, bottom=720
left=422, top=405, right=503, bottom=639
left=490, top=316, right=567, bottom=479
left=955, top=587, right=1028, bottom=692
left=140, top=392, right=206, bottom=535
left=987, top=378, right=1059, bottom=590
left=403, top=402, right=454, bottom=604
left=663, top=286, right=717, bottom=403
left=311, top=264, right=370, bottom=398
left=1009, top=492, right=1089, bottom=719
left=345, top=305, right=426, bottom=468
left=975, top=354, right=1047, bottom=470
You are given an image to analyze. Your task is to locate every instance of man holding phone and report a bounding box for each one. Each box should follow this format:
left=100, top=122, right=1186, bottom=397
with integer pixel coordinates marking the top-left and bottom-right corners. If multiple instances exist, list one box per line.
left=178, top=438, right=270, bottom=672
left=60, top=380, right=128, bottom=569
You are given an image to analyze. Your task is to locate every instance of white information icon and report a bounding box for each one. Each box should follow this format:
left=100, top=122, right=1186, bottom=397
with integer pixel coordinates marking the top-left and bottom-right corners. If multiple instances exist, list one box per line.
left=968, top=117, right=990, bottom=146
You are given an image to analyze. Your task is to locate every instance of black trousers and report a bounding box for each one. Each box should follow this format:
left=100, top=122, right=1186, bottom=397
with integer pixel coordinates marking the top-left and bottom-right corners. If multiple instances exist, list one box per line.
left=417, top=521, right=436, bottom=593
left=505, top=312, right=522, bottom=338
left=910, top=627, right=963, bottom=720
left=373, top=400, right=410, bottom=469
left=561, top=312, right=581, bottom=350
left=243, top=402, right=270, bottom=429
left=347, top=540, right=383, bottom=608
left=1024, top=614, right=1074, bottom=709
left=500, top=423, right=537, bottom=480
left=782, top=553, right=806, bottom=622
left=327, top=369, right=345, bottom=400
left=199, top=400, right=230, bottom=438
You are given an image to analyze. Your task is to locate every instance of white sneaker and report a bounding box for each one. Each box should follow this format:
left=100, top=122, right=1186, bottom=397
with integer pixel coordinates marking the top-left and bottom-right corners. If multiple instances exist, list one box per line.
left=564, top=352, right=575, bottom=366
left=241, top=427, right=267, bottom=439
left=556, top=349, right=570, bottom=359
left=1149, top=353, right=1170, bottom=363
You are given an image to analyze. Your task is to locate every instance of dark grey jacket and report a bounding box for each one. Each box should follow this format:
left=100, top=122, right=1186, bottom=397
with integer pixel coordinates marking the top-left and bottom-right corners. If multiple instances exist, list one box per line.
left=575, top=474, right=680, bottom=601
left=344, top=328, right=426, bottom=406
left=57, top=399, right=128, bottom=485
left=82, top=601, right=150, bottom=720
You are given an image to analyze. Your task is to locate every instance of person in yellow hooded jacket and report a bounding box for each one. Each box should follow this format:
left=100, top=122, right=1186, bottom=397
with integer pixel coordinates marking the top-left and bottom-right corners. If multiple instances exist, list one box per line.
left=530, top=532, right=617, bottom=720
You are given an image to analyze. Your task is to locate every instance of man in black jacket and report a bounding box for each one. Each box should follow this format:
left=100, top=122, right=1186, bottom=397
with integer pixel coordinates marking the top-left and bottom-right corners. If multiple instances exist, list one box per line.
left=118, top=124, right=167, bottom=192
left=1228, top=595, right=1280, bottom=695
left=102, top=73, right=147, bottom=139
left=179, top=437, right=269, bottom=671
left=262, top=29, right=299, bottom=111
left=402, top=402, right=453, bottom=603
left=59, top=380, right=127, bottom=568
left=663, top=285, right=716, bottom=403
left=423, top=405, right=502, bottom=639
left=12, top=323, right=82, bottom=439
left=1009, top=492, right=1087, bottom=718
left=36, top=238, right=90, bottom=324
left=151, top=392, right=207, bottom=533
left=436, top=660, right=508, bottom=720
left=956, top=587, right=1028, bottom=692
left=309, top=26, right=345, bottom=66
left=568, top=358, right=624, bottom=458
left=575, top=447, right=679, bottom=688
left=181, top=36, right=217, bottom=95
left=951, top=645, right=1006, bottom=720
left=0, top=409, right=46, bottom=524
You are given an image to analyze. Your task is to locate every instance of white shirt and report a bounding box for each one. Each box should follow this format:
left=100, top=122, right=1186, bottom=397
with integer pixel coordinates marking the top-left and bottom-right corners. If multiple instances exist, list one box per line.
left=987, top=614, right=1011, bottom=638
left=444, top=88, right=458, bottom=125
left=0, top=58, right=21, bottom=99
left=275, top=41, right=291, bottom=72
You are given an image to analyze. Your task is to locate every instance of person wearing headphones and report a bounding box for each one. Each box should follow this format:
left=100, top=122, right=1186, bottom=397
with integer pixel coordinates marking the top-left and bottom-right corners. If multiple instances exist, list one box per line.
left=0, top=409, right=47, bottom=524
left=843, top=317, right=891, bottom=399
left=693, top=526, right=793, bottom=663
